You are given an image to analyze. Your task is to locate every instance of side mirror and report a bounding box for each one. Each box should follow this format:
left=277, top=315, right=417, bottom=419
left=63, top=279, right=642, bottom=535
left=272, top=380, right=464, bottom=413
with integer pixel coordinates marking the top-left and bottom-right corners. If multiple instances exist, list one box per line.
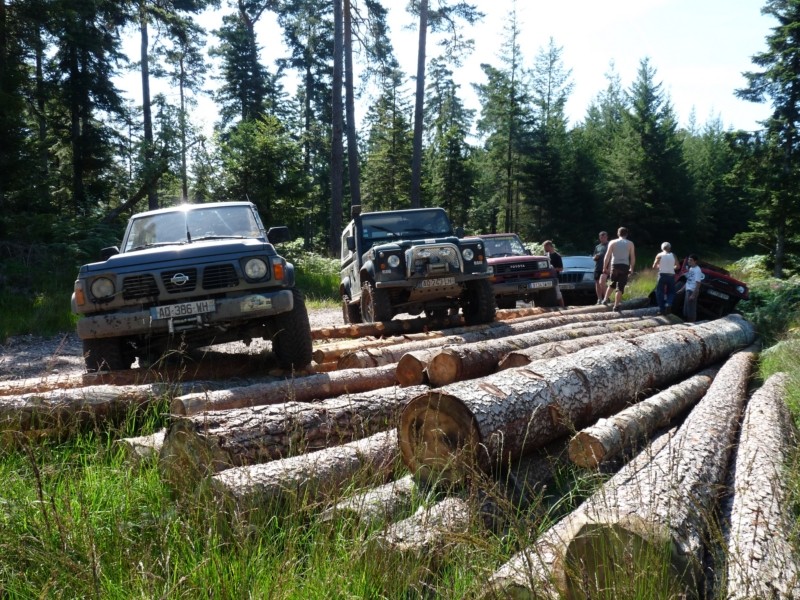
left=455, top=226, right=464, bottom=237
left=351, top=204, right=362, bottom=219
left=346, top=236, right=356, bottom=252
left=100, top=246, right=119, bottom=261
left=266, top=226, right=290, bottom=243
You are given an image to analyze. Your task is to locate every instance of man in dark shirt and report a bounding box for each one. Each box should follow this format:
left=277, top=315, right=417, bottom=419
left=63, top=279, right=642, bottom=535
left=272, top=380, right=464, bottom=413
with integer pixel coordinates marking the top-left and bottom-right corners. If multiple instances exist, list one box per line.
left=543, top=240, right=565, bottom=307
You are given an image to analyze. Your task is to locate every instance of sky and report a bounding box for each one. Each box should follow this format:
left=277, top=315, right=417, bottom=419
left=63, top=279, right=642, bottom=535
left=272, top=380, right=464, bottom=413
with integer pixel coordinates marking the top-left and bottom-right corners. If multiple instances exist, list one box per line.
left=123, top=0, right=776, bottom=136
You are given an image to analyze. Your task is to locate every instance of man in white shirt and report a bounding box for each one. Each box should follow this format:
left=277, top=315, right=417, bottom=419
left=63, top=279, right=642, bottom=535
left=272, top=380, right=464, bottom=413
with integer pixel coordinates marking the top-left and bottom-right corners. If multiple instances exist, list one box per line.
left=676, top=254, right=705, bottom=322
left=652, top=242, right=677, bottom=315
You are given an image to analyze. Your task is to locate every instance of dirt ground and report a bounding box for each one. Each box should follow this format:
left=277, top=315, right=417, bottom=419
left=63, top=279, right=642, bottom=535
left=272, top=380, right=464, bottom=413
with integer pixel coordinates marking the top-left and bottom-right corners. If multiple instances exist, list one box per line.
left=0, top=308, right=343, bottom=382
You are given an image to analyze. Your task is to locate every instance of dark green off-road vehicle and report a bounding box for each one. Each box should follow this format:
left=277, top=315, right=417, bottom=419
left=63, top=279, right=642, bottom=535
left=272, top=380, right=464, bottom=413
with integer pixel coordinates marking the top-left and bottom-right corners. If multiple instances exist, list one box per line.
left=339, top=206, right=496, bottom=325
left=72, top=202, right=312, bottom=371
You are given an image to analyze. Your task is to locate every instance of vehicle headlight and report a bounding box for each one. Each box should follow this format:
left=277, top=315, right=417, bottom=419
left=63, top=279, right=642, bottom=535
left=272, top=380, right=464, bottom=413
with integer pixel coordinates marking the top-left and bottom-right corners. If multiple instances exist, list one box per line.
left=584, top=273, right=595, bottom=281
left=439, top=248, right=452, bottom=257
left=90, top=277, right=115, bottom=300
left=244, top=258, right=268, bottom=279
left=387, top=254, right=400, bottom=268
left=537, top=260, right=549, bottom=269
left=462, top=248, right=474, bottom=261
left=736, top=285, right=746, bottom=294
left=418, top=250, right=431, bottom=258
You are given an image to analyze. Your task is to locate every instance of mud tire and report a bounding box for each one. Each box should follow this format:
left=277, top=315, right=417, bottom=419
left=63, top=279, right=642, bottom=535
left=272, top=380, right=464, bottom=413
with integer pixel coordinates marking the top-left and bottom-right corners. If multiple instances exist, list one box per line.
left=83, top=338, right=133, bottom=372
left=360, top=281, right=392, bottom=323
left=272, top=288, right=313, bottom=369
left=462, top=279, right=496, bottom=325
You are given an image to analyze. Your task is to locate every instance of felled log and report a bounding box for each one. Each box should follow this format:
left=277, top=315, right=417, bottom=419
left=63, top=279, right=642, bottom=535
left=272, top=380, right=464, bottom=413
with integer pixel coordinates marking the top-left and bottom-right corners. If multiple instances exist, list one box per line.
left=311, top=314, right=463, bottom=340
left=725, top=372, right=800, bottom=600
left=312, top=332, right=438, bottom=365
left=398, top=314, right=755, bottom=484
left=161, top=385, right=427, bottom=482
left=568, top=366, right=718, bottom=468
left=421, top=315, right=676, bottom=388
left=212, top=430, right=399, bottom=506
left=0, top=372, right=87, bottom=396
left=495, top=305, right=550, bottom=319
left=170, top=364, right=398, bottom=416
left=0, top=381, right=214, bottom=432
left=484, top=426, right=680, bottom=599
left=486, top=347, right=758, bottom=599
left=498, top=322, right=686, bottom=369
left=319, top=474, right=419, bottom=528
left=370, top=497, right=473, bottom=563
left=341, top=306, right=660, bottom=370
left=118, top=429, right=166, bottom=463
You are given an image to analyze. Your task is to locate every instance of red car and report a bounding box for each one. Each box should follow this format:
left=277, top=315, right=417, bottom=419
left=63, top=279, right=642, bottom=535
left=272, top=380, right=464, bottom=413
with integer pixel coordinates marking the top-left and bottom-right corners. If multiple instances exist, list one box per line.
left=475, top=233, right=561, bottom=308
left=651, top=257, right=750, bottom=319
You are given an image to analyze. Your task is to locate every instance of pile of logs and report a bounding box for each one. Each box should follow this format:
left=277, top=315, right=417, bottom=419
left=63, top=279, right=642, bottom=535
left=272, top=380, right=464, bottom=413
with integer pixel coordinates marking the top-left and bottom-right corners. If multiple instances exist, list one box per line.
left=2, top=301, right=797, bottom=598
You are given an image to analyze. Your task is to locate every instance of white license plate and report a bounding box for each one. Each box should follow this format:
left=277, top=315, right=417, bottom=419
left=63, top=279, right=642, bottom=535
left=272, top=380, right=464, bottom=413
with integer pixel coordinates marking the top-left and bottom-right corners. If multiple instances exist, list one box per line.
left=528, top=281, right=552, bottom=289
left=707, top=289, right=729, bottom=300
left=151, top=299, right=216, bottom=320
left=418, top=276, right=456, bottom=288
left=559, top=283, right=576, bottom=290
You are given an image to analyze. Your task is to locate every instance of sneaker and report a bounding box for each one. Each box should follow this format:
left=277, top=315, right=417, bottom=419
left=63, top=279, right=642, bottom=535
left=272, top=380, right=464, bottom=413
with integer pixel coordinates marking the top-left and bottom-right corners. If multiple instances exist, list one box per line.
left=596, top=300, right=603, bottom=305
left=612, top=305, right=620, bottom=312
left=665, top=305, right=672, bottom=315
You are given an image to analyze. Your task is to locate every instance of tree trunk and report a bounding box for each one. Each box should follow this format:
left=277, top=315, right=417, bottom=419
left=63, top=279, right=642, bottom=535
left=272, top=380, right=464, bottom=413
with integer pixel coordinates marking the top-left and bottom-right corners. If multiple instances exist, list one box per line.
left=311, top=313, right=463, bottom=340
left=139, top=0, right=158, bottom=210
left=484, top=426, right=680, bottom=599
left=211, top=430, right=399, bottom=505
left=342, top=306, right=660, bottom=370
left=568, top=366, right=718, bottom=468
left=495, top=306, right=550, bottom=320
left=409, top=0, right=428, bottom=208
left=170, top=363, right=400, bottom=416
left=725, top=372, right=800, bottom=600
left=320, top=474, right=418, bottom=528
left=486, top=347, right=758, bottom=600
left=161, top=385, right=427, bottom=482
left=0, top=381, right=206, bottom=432
left=0, top=372, right=87, bottom=396
left=313, top=332, right=437, bottom=365
left=330, top=0, right=344, bottom=255
left=422, top=315, right=676, bottom=388
left=118, top=428, right=165, bottom=464
left=498, top=324, right=676, bottom=369
left=343, top=0, right=361, bottom=207
left=398, top=315, right=755, bottom=484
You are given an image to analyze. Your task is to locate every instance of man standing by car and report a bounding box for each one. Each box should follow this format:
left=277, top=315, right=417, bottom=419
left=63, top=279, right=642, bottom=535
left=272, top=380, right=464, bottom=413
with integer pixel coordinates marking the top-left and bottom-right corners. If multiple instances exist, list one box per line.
left=676, top=253, right=705, bottom=322
left=543, top=240, right=565, bottom=307
left=593, top=231, right=608, bottom=304
left=602, top=227, right=636, bottom=311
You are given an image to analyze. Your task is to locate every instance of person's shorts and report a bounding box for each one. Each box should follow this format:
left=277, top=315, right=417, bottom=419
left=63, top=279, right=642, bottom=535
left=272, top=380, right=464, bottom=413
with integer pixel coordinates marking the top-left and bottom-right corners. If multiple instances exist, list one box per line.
left=609, top=264, right=630, bottom=293
left=594, top=271, right=604, bottom=282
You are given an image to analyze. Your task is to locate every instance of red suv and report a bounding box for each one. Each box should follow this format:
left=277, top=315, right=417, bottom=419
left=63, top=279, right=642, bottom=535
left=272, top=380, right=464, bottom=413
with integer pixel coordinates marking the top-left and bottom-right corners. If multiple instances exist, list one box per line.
left=475, top=233, right=560, bottom=308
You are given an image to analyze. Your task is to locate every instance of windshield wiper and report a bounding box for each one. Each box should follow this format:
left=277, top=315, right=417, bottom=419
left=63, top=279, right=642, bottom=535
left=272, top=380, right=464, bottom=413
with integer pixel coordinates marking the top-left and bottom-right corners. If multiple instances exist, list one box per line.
left=130, top=241, right=187, bottom=251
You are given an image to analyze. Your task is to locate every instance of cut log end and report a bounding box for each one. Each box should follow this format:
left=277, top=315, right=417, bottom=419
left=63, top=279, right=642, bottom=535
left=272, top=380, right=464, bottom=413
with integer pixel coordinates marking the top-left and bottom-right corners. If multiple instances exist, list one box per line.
left=398, top=391, right=481, bottom=485
left=426, top=350, right=462, bottom=388
left=395, top=354, right=426, bottom=387
left=558, top=518, right=697, bottom=599
left=567, top=431, right=608, bottom=469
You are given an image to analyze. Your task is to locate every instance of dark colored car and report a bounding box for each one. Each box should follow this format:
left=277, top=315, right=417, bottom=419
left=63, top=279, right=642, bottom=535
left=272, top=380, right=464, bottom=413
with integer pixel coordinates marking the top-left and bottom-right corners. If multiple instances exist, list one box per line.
left=651, top=257, right=750, bottom=319
left=339, top=206, right=495, bottom=324
left=72, top=202, right=313, bottom=371
left=476, top=233, right=560, bottom=308
left=558, top=256, right=598, bottom=305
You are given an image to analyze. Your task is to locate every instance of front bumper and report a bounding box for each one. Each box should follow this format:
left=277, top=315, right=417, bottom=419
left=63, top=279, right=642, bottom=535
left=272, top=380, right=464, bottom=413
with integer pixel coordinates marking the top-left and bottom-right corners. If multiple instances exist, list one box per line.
left=76, top=289, right=294, bottom=340
left=375, top=271, right=490, bottom=290
left=492, top=278, right=556, bottom=296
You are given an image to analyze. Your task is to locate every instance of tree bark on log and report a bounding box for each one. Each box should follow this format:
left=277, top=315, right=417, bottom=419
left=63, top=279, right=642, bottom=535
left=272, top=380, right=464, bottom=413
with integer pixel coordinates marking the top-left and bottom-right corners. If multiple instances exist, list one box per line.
left=422, top=314, right=676, bottom=388
left=724, top=372, right=800, bottom=600
left=484, top=426, right=680, bottom=599
left=211, top=430, right=399, bottom=505
left=311, top=314, right=463, bottom=340
left=341, top=306, right=660, bottom=370
left=171, top=364, right=399, bottom=416
left=319, top=474, right=419, bottom=528
left=0, top=381, right=211, bottom=431
left=312, top=332, right=438, bottom=365
left=0, top=372, right=87, bottom=396
left=398, top=315, right=755, bottom=484
left=161, top=385, right=427, bottom=482
left=498, top=323, right=686, bottom=369
left=568, top=366, right=719, bottom=468
left=485, top=347, right=758, bottom=599
left=118, top=429, right=166, bottom=463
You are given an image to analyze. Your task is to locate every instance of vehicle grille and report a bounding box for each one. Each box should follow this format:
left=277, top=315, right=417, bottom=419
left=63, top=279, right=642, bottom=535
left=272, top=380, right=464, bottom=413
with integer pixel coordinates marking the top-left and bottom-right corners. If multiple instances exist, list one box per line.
left=122, top=274, right=159, bottom=300
left=161, top=269, right=198, bottom=293
left=494, top=263, right=532, bottom=275
left=203, top=264, right=240, bottom=289
left=559, top=273, right=585, bottom=284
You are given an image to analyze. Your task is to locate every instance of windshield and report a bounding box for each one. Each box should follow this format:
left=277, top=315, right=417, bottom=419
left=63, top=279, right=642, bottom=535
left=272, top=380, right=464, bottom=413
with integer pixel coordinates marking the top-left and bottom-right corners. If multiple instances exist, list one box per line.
left=122, top=205, right=263, bottom=252
left=483, top=235, right=527, bottom=258
left=562, top=256, right=596, bottom=270
left=360, top=210, right=452, bottom=245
